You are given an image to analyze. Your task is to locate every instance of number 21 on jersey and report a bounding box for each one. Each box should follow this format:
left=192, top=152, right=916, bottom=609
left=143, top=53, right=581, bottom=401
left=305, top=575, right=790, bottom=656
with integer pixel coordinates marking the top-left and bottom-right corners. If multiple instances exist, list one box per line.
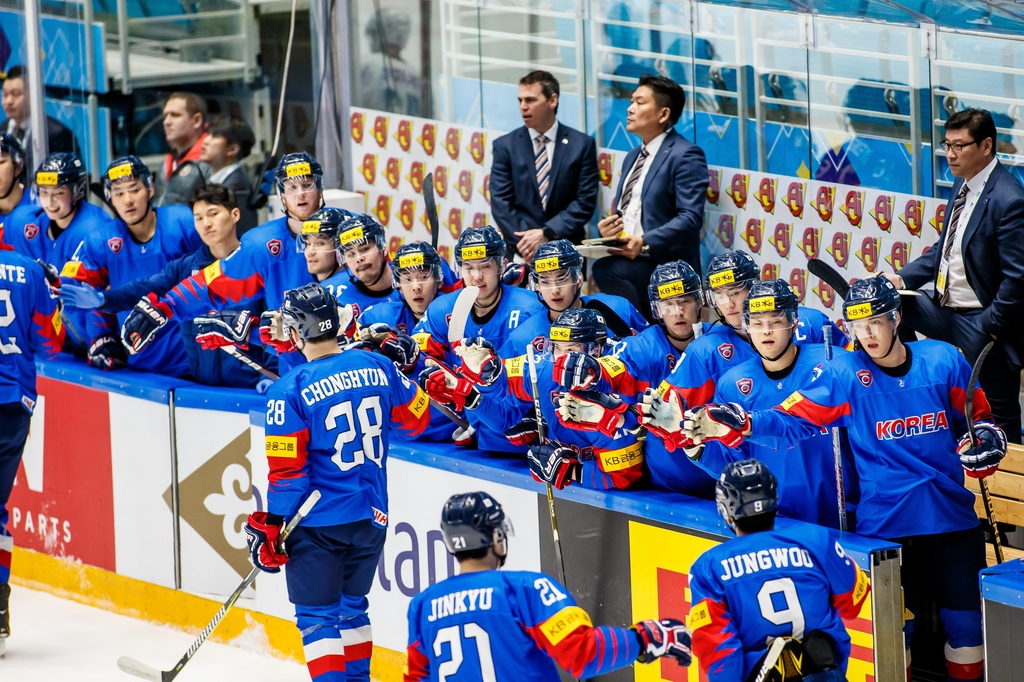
left=434, top=623, right=495, bottom=682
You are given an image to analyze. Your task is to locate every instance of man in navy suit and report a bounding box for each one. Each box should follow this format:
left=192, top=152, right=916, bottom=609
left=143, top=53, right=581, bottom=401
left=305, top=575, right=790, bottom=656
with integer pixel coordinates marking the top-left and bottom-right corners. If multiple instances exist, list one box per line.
left=594, top=74, right=708, bottom=321
left=490, top=71, right=599, bottom=262
left=887, top=108, right=1024, bottom=442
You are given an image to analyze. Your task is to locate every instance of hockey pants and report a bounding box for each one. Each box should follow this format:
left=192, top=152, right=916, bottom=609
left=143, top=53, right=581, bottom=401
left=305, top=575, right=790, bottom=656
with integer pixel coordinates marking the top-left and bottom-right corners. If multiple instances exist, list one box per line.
left=0, top=403, right=31, bottom=584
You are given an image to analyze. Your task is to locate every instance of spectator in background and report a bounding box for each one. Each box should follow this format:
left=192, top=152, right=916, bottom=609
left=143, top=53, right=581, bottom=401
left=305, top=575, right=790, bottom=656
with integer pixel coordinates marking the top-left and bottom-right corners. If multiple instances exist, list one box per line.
left=886, top=108, right=1024, bottom=443
left=158, top=92, right=209, bottom=207
left=1, top=65, right=78, bottom=171
left=0, top=134, right=30, bottom=235
left=490, top=71, right=599, bottom=263
left=359, top=9, right=423, bottom=116
left=593, top=74, right=708, bottom=321
left=201, top=114, right=258, bottom=234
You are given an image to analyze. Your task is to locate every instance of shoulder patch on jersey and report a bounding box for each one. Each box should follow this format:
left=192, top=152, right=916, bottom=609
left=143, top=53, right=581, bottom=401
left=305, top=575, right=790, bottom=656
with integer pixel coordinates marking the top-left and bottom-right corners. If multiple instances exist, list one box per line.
left=539, top=605, right=592, bottom=646
left=689, top=601, right=711, bottom=630
left=717, top=343, right=734, bottom=361
left=857, top=369, right=872, bottom=387
left=203, top=260, right=222, bottom=283
left=60, top=261, right=82, bottom=277
left=412, top=332, right=431, bottom=350
left=266, top=238, right=283, bottom=256
left=597, top=355, right=626, bottom=377
left=506, top=355, right=526, bottom=378
left=657, top=380, right=671, bottom=398
left=24, top=223, right=38, bottom=240
left=781, top=391, right=804, bottom=411
left=265, top=435, right=298, bottom=457
left=736, top=377, right=753, bottom=396
left=409, top=388, right=430, bottom=418
left=599, top=441, right=643, bottom=472
left=108, top=237, right=123, bottom=254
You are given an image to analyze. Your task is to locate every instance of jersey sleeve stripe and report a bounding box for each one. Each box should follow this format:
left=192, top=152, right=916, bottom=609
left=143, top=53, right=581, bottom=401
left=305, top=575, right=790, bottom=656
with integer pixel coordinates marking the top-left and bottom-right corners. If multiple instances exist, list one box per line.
left=949, top=385, right=992, bottom=422
left=391, top=386, right=431, bottom=437
left=775, top=393, right=851, bottom=426
left=690, top=597, right=742, bottom=674
left=403, top=643, right=429, bottom=681
left=31, top=309, right=65, bottom=358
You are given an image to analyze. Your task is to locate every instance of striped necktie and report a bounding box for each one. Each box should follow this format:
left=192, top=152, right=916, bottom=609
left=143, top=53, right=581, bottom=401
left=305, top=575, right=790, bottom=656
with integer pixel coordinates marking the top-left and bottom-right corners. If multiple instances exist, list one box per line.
left=938, top=183, right=970, bottom=306
left=535, top=134, right=550, bottom=210
left=618, top=145, right=650, bottom=211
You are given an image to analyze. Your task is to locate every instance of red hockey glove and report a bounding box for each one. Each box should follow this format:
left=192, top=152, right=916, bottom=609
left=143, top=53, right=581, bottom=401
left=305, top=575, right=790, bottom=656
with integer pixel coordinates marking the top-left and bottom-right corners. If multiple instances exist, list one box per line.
left=553, top=351, right=603, bottom=390
left=528, top=444, right=580, bottom=490
left=689, top=403, right=750, bottom=448
left=555, top=390, right=628, bottom=437
left=243, top=512, right=288, bottom=573
left=452, top=337, right=502, bottom=386
left=958, top=423, right=1007, bottom=479
left=505, top=411, right=547, bottom=447
left=632, top=618, right=693, bottom=665
left=637, top=387, right=697, bottom=452
left=259, top=310, right=298, bottom=354
left=121, top=293, right=172, bottom=354
left=193, top=309, right=254, bottom=350
left=418, top=360, right=481, bottom=411
left=453, top=425, right=476, bottom=448
left=87, top=334, right=128, bottom=371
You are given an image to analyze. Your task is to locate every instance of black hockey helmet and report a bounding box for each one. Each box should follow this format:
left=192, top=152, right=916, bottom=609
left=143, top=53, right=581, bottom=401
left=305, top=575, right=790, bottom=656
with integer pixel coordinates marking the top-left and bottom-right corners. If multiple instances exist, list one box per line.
left=281, top=282, right=339, bottom=341
left=392, top=241, right=444, bottom=285
left=716, top=458, right=779, bottom=523
left=648, top=260, right=704, bottom=318
left=843, top=275, right=901, bottom=324
left=706, top=250, right=760, bottom=291
left=275, top=152, right=324, bottom=193
left=0, top=133, right=25, bottom=166
left=336, top=213, right=387, bottom=255
left=455, top=226, right=505, bottom=269
left=744, top=279, right=799, bottom=316
left=34, top=152, right=87, bottom=202
left=440, top=491, right=513, bottom=557
left=298, top=206, right=357, bottom=250
left=103, top=155, right=154, bottom=198
left=548, top=307, right=608, bottom=358
left=530, top=239, right=583, bottom=308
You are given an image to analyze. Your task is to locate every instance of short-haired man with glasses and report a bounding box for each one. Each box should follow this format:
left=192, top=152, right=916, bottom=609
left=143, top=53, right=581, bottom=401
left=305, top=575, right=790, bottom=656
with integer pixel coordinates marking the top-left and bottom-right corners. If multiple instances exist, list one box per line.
left=884, top=108, right=1024, bottom=442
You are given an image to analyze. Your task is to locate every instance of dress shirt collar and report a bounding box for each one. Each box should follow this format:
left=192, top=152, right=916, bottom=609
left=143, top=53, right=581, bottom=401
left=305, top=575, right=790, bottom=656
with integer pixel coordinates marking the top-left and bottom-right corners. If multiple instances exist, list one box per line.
left=528, top=120, right=559, bottom=144
left=641, top=131, right=668, bottom=158
left=966, top=156, right=998, bottom=194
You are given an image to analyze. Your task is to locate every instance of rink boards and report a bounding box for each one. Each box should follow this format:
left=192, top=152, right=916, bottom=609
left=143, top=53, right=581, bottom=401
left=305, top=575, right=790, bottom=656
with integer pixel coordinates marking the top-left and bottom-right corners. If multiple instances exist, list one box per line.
left=10, top=355, right=911, bottom=681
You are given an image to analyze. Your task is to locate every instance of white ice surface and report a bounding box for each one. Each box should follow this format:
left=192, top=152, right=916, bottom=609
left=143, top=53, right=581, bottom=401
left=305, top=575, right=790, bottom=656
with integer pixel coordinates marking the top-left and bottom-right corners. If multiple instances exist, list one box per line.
left=0, top=586, right=310, bottom=681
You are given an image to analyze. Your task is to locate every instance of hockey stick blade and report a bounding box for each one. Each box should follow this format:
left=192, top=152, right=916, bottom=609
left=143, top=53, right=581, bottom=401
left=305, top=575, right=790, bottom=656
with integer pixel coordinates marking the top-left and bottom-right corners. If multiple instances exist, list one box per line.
left=447, top=286, right=479, bottom=345
left=116, top=491, right=321, bottom=681
left=807, top=258, right=851, bottom=299
left=583, top=299, right=633, bottom=339
left=220, top=346, right=280, bottom=380
left=423, top=172, right=440, bottom=250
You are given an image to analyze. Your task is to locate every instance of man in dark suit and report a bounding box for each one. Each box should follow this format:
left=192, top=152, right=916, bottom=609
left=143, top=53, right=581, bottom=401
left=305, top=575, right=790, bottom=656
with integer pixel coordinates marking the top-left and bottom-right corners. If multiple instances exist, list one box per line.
left=202, top=114, right=259, bottom=234
left=594, top=74, right=708, bottom=321
left=887, top=108, right=1024, bottom=442
left=1, top=65, right=77, bottom=172
left=490, top=70, right=598, bottom=262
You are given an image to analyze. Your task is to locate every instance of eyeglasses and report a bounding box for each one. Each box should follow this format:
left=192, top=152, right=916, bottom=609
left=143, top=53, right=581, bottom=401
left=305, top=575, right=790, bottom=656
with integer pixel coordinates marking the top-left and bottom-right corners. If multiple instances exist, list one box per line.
left=940, top=140, right=979, bottom=154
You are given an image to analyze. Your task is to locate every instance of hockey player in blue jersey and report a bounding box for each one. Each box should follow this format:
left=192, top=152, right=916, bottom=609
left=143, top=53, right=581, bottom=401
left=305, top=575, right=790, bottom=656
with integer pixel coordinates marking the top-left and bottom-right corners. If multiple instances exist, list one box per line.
left=0, top=134, right=31, bottom=239
left=0, top=248, right=65, bottom=651
left=405, top=491, right=692, bottom=682
left=118, top=152, right=325, bottom=374
left=688, top=459, right=870, bottom=682
left=243, top=282, right=430, bottom=682
left=414, top=226, right=544, bottom=451
left=60, top=156, right=201, bottom=376
left=2, top=153, right=110, bottom=353
left=498, top=239, right=646, bottom=358
left=685, top=276, right=1002, bottom=682
left=324, top=213, right=400, bottom=322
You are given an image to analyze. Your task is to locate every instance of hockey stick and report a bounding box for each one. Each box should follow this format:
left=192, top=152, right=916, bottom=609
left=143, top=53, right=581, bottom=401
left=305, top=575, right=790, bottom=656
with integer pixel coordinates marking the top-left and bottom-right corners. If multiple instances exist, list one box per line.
left=117, top=490, right=322, bottom=682
left=527, top=344, right=567, bottom=586
left=583, top=298, right=633, bottom=340
left=220, top=346, right=280, bottom=380
left=447, top=285, right=479, bottom=345
left=423, top=171, right=440, bottom=250
left=966, top=341, right=1004, bottom=564
left=752, top=636, right=788, bottom=682
left=809, top=257, right=921, bottom=300
left=823, top=324, right=848, bottom=532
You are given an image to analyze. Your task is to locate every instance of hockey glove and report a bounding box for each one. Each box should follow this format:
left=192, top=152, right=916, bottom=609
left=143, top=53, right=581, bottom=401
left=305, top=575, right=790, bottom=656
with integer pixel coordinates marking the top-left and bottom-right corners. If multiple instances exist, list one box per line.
left=632, top=619, right=693, bottom=665
left=502, top=262, right=527, bottom=287
left=958, top=423, right=1007, bottom=479
left=637, top=387, right=699, bottom=451
left=379, top=332, right=421, bottom=373
left=121, top=293, right=172, bottom=354
left=193, top=310, right=254, bottom=350
left=527, top=443, right=580, bottom=490
left=255, top=378, right=275, bottom=395
left=35, top=259, right=61, bottom=297
left=259, top=310, right=298, bottom=354
left=688, top=403, right=750, bottom=449
left=87, top=334, right=127, bottom=371
left=243, top=512, right=288, bottom=573
left=60, top=281, right=104, bottom=309
left=418, top=360, right=481, bottom=411
left=553, top=351, right=603, bottom=391
left=357, top=322, right=398, bottom=346
left=556, top=390, right=628, bottom=437
left=452, top=337, right=502, bottom=386
left=505, top=411, right=547, bottom=447
left=453, top=424, right=477, bottom=448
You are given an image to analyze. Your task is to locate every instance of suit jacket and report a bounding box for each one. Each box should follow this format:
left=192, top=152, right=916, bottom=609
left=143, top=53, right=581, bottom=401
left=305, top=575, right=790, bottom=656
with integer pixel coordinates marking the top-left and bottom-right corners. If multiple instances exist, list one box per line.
left=612, top=129, right=709, bottom=269
left=220, top=166, right=259, bottom=235
left=2, top=115, right=78, bottom=170
left=899, top=161, right=1024, bottom=353
left=490, top=122, right=598, bottom=254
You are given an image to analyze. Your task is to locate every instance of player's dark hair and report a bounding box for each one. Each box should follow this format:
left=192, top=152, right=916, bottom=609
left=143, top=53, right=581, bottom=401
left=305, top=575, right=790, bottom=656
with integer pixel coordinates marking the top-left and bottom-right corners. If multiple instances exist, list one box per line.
left=453, top=547, right=491, bottom=562
left=208, top=114, right=256, bottom=160
left=167, top=91, right=209, bottom=121
left=732, top=513, right=776, bottom=534
left=189, top=183, right=238, bottom=211
left=945, top=108, right=997, bottom=155
left=3, top=64, right=23, bottom=81
left=305, top=329, right=338, bottom=344
left=637, top=74, right=686, bottom=128
left=520, top=70, right=560, bottom=114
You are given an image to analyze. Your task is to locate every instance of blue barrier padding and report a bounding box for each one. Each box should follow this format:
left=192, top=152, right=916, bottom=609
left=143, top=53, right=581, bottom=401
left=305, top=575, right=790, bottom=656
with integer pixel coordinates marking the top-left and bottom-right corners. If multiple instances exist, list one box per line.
left=980, top=559, right=1024, bottom=607
left=36, top=355, right=191, bottom=403
left=175, top=385, right=264, bottom=414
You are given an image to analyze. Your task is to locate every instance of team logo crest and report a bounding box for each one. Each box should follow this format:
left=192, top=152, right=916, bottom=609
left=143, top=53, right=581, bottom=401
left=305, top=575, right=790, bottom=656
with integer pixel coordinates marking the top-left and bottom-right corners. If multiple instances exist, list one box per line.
left=754, top=177, right=777, bottom=214
left=769, top=223, right=792, bottom=258
left=886, top=242, right=912, bottom=271
left=870, top=194, right=894, bottom=232
left=666, top=353, right=677, bottom=371
left=737, top=378, right=753, bottom=396
left=856, top=237, right=881, bottom=272
left=479, top=174, right=491, bottom=205
left=384, top=157, right=402, bottom=189
left=371, top=116, right=389, bottom=148
left=359, top=154, right=377, bottom=185
left=714, top=214, right=735, bottom=248
left=900, top=200, right=924, bottom=237
left=742, top=218, right=764, bottom=254
left=826, top=232, right=851, bottom=268
left=399, top=199, right=416, bottom=231
left=266, top=239, right=282, bottom=256
left=798, top=227, right=820, bottom=259
left=785, top=181, right=805, bottom=218
left=108, top=237, right=123, bottom=254
left=23, top=223, right=39, bottom=240
left=434, top=166, right=449, bottom=198
left=395, top=119, right=413, bottom=151
left=418, top=123, right=437, bottom=156
left=811, top=186, right=835, bottom=223
left=350, top=112, right=365, bottom=143
left=468, top=132, right=487, bottom=165
left=930, top=203, right=946, bottom=236
left=727, top=173, right=749, bottom=209
left=857, top=369, right=873, bottom=387
left=532, top=336, right=546, bottom=353
left=718, top=343, right=734, bottom=361
left=374, top=195, right=391, bottom=226
left=840, top=190, right=865, bottom=227
left=598, top=152, right=616, bottom=188
left=444, top=128, right=461, bottom=160
left=813, top=279, right=837, bottom=310
left=456, top=170, right=474, bottom=203
left=707, top=169, right=722, bottom=205
left=472, top=213, right=489, bottom=229
left=761, top=263, right=780, bottom=281
left=407, top=161, right=426, bottom=194
left=445, top=208, right=464, bottom=238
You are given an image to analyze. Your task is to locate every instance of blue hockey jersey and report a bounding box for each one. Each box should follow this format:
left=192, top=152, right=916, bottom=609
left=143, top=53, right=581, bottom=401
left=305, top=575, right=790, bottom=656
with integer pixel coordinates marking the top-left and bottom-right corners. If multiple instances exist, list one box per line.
left=689, top=524, right=869, bottom=682
left=264, top=348, right=429, bottom=526
left=322, top=268, right=400, bottom=324
left=750, top=340, right=985, bottom=538
left=0, top=249, right=64, bottom=410
left=0, top=189, right=33, bottom=240
left=406, top=570, right=641, bottom=681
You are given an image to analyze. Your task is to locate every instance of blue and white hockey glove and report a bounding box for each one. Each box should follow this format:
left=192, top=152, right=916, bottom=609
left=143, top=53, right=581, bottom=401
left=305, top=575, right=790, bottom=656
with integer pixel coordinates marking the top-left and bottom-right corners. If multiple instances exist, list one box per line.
left=632, top=618, right=692, bottom=665
left=193, top=310, right=254, bottom=350
left=121, top=293, right=172, bottom=354
left=688, top=402, right=749, bottom=449
left=244, top=512, right=288, bottom=573
left=528, top=443, right=580, bottom=490
left=61, top=281, right=105, bottom=309
left=555, top=390, right=628, bottom=437
left=452, top=337, right=502, bottom=386
left=958, top=423, right=1007, bottom=479
left=87, top=334, right=127, bottom=371
left=553, top=351, right=603, bottom=390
